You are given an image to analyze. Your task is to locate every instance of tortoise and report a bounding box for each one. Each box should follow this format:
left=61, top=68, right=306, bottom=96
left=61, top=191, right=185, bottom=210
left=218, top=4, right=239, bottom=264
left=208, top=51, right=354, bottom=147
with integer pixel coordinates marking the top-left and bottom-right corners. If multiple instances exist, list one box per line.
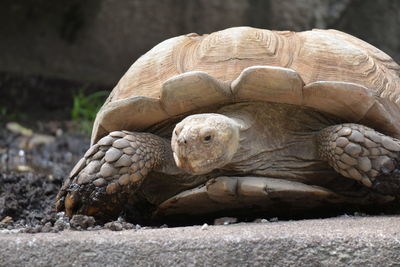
left=56, top=27, right=400, bottom=224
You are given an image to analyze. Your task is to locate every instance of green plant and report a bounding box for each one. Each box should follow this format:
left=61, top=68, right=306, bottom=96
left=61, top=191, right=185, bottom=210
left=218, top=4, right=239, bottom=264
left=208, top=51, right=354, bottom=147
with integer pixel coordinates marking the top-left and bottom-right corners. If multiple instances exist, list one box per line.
left=0, top=105, right=25, bottom=123
left=0, top=105, right=7, bottom=117
left=71, top=89, right=109, bottom=135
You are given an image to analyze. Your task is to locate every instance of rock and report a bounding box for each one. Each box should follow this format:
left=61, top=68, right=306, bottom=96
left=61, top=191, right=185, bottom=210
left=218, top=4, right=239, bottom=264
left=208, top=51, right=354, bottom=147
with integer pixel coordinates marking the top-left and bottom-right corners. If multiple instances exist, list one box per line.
left=70, top=215, right=96, bottom=230
left=41, top=222, right=53, bottom=233
left=54, top=217, right=70, bottom=231
left=105, top=221, right=123, bottom=231
left=104, top=221, right=134, bottom=231
left=0, top=216, right=13, bottom=224
left=6, top=122, right=33, bottom=136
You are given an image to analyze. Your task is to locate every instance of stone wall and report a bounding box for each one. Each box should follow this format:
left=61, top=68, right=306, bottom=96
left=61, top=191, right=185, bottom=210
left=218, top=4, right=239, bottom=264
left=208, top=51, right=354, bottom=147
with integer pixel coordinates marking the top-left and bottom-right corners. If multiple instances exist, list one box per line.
left=1, top=0, right=399, bottom=86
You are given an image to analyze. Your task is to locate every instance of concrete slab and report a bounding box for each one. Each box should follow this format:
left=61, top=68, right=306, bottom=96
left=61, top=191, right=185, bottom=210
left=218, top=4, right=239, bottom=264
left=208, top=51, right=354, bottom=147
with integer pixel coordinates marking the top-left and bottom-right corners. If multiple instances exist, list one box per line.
left=1, top=216, right=400, bottom=266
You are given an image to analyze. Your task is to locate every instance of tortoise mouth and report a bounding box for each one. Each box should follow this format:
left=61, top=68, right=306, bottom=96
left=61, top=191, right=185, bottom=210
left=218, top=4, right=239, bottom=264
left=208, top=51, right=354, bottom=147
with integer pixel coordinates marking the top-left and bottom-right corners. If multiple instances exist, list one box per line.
left=173, top=152, right=195, bottom=173
left=173, top=151, right=228, bottom=175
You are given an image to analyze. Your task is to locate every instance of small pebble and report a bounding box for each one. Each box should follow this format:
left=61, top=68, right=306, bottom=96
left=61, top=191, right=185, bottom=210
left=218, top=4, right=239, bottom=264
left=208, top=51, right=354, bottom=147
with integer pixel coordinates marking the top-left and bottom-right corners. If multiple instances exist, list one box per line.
left=214, top=217, right=238, bottom=225
left=41, top=222, right=53, bottom=233
left=70, top=215, right=95, bottom=230
left=253, top=218, right=269, bottom=223
left=54, top=217, right=69, bottom=231
left=105, top=221, right=123, bottom=231
left=201, top=223, right=209, bottom=230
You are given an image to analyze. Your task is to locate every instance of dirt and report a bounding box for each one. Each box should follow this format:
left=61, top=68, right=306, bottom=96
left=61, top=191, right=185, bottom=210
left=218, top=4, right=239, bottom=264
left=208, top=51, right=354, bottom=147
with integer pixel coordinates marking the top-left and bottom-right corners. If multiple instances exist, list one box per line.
left=0, top=123, right=88, bottom=231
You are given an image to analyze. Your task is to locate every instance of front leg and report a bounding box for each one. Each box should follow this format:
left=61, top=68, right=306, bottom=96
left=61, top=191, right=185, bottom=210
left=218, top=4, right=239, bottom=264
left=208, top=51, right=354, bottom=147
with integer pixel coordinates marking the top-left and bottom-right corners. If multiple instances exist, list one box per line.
left=55, top=130, right=178, bottom=221
left=318, top=123, right=400, bottom=195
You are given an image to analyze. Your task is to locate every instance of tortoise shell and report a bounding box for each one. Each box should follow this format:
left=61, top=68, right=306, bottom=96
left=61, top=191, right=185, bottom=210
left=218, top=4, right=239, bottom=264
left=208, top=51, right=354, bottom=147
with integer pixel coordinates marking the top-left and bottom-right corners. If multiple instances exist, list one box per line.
left=92, top=26, right=400, bottom=148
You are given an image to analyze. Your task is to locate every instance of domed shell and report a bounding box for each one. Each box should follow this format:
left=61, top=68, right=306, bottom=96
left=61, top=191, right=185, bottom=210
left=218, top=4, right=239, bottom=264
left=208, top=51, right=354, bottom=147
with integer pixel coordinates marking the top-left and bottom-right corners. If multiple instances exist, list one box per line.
left=92, top=27, right=400, bottom=144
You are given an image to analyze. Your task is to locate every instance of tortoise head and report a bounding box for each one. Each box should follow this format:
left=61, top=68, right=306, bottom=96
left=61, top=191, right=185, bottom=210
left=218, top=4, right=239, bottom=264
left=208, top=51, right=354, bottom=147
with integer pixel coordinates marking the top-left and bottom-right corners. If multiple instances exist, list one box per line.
left=171, top=113, right=241, bottom=174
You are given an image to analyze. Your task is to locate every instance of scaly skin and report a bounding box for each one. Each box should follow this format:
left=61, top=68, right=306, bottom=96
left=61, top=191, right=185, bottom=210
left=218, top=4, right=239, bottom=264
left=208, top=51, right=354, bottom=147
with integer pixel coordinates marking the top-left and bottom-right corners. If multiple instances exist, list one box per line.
left=55, top=131, right=181, bottom=220
left=317, top=123, right=400, bottom=194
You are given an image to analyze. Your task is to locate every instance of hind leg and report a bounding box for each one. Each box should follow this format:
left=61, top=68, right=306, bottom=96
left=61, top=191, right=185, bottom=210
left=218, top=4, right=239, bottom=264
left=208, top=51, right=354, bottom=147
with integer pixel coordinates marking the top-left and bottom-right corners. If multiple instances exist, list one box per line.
left=318, top=123, right=400, bottom=195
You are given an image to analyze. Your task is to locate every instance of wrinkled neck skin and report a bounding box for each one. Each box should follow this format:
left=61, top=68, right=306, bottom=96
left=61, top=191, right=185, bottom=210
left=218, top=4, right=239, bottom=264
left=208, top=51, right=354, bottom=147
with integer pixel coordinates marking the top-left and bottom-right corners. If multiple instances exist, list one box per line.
left=213, top=102, right=339, bottom=181
left=153, top=137, right=187, bottom=175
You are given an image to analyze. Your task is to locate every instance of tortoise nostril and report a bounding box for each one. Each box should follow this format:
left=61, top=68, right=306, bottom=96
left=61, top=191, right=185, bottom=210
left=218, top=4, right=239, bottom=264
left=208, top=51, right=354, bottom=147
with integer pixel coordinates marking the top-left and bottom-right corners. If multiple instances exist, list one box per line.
left=177, top=137, right=187, bottom=145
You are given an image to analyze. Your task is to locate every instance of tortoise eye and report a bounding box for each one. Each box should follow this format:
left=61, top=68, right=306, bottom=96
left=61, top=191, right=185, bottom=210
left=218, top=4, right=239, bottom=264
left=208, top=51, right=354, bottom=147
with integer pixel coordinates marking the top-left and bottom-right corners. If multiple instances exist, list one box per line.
left=203, top=135, right=212, bottom=142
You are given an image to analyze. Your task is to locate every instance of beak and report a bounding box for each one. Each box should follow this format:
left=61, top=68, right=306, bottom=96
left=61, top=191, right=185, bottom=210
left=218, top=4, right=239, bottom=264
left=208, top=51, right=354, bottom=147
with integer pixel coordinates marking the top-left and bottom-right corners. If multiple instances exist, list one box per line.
left=173, top=152, right=182, bottom=168
left=173, top=152, right=193, bottom=172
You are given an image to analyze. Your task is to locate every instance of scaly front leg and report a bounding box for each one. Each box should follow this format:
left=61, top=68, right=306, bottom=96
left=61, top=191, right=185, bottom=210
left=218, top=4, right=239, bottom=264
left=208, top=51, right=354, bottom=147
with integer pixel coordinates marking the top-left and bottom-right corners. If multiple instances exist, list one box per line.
left=55, top=130, right=179, bottom=221
left=318, top=123, right=400, bottom=195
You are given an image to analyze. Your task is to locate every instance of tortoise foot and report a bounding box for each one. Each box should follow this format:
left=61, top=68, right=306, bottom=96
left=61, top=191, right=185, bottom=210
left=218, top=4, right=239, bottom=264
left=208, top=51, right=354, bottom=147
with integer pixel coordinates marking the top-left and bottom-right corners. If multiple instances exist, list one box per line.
left=56, top=130, right=169, bottom=219
left=318, top=123, right=400, bottom=194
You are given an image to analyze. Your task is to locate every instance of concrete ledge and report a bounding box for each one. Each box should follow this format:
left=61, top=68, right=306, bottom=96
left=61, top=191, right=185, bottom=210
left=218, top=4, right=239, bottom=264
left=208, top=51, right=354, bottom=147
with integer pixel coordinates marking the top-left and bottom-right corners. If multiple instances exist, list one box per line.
left=1, top=216, right=400, bottom=266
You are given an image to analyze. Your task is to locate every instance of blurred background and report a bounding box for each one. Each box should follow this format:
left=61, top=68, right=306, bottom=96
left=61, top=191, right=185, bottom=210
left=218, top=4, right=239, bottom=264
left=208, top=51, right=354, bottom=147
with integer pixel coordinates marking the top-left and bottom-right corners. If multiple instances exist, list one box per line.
left=0, top=0, right=399, bottom=125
